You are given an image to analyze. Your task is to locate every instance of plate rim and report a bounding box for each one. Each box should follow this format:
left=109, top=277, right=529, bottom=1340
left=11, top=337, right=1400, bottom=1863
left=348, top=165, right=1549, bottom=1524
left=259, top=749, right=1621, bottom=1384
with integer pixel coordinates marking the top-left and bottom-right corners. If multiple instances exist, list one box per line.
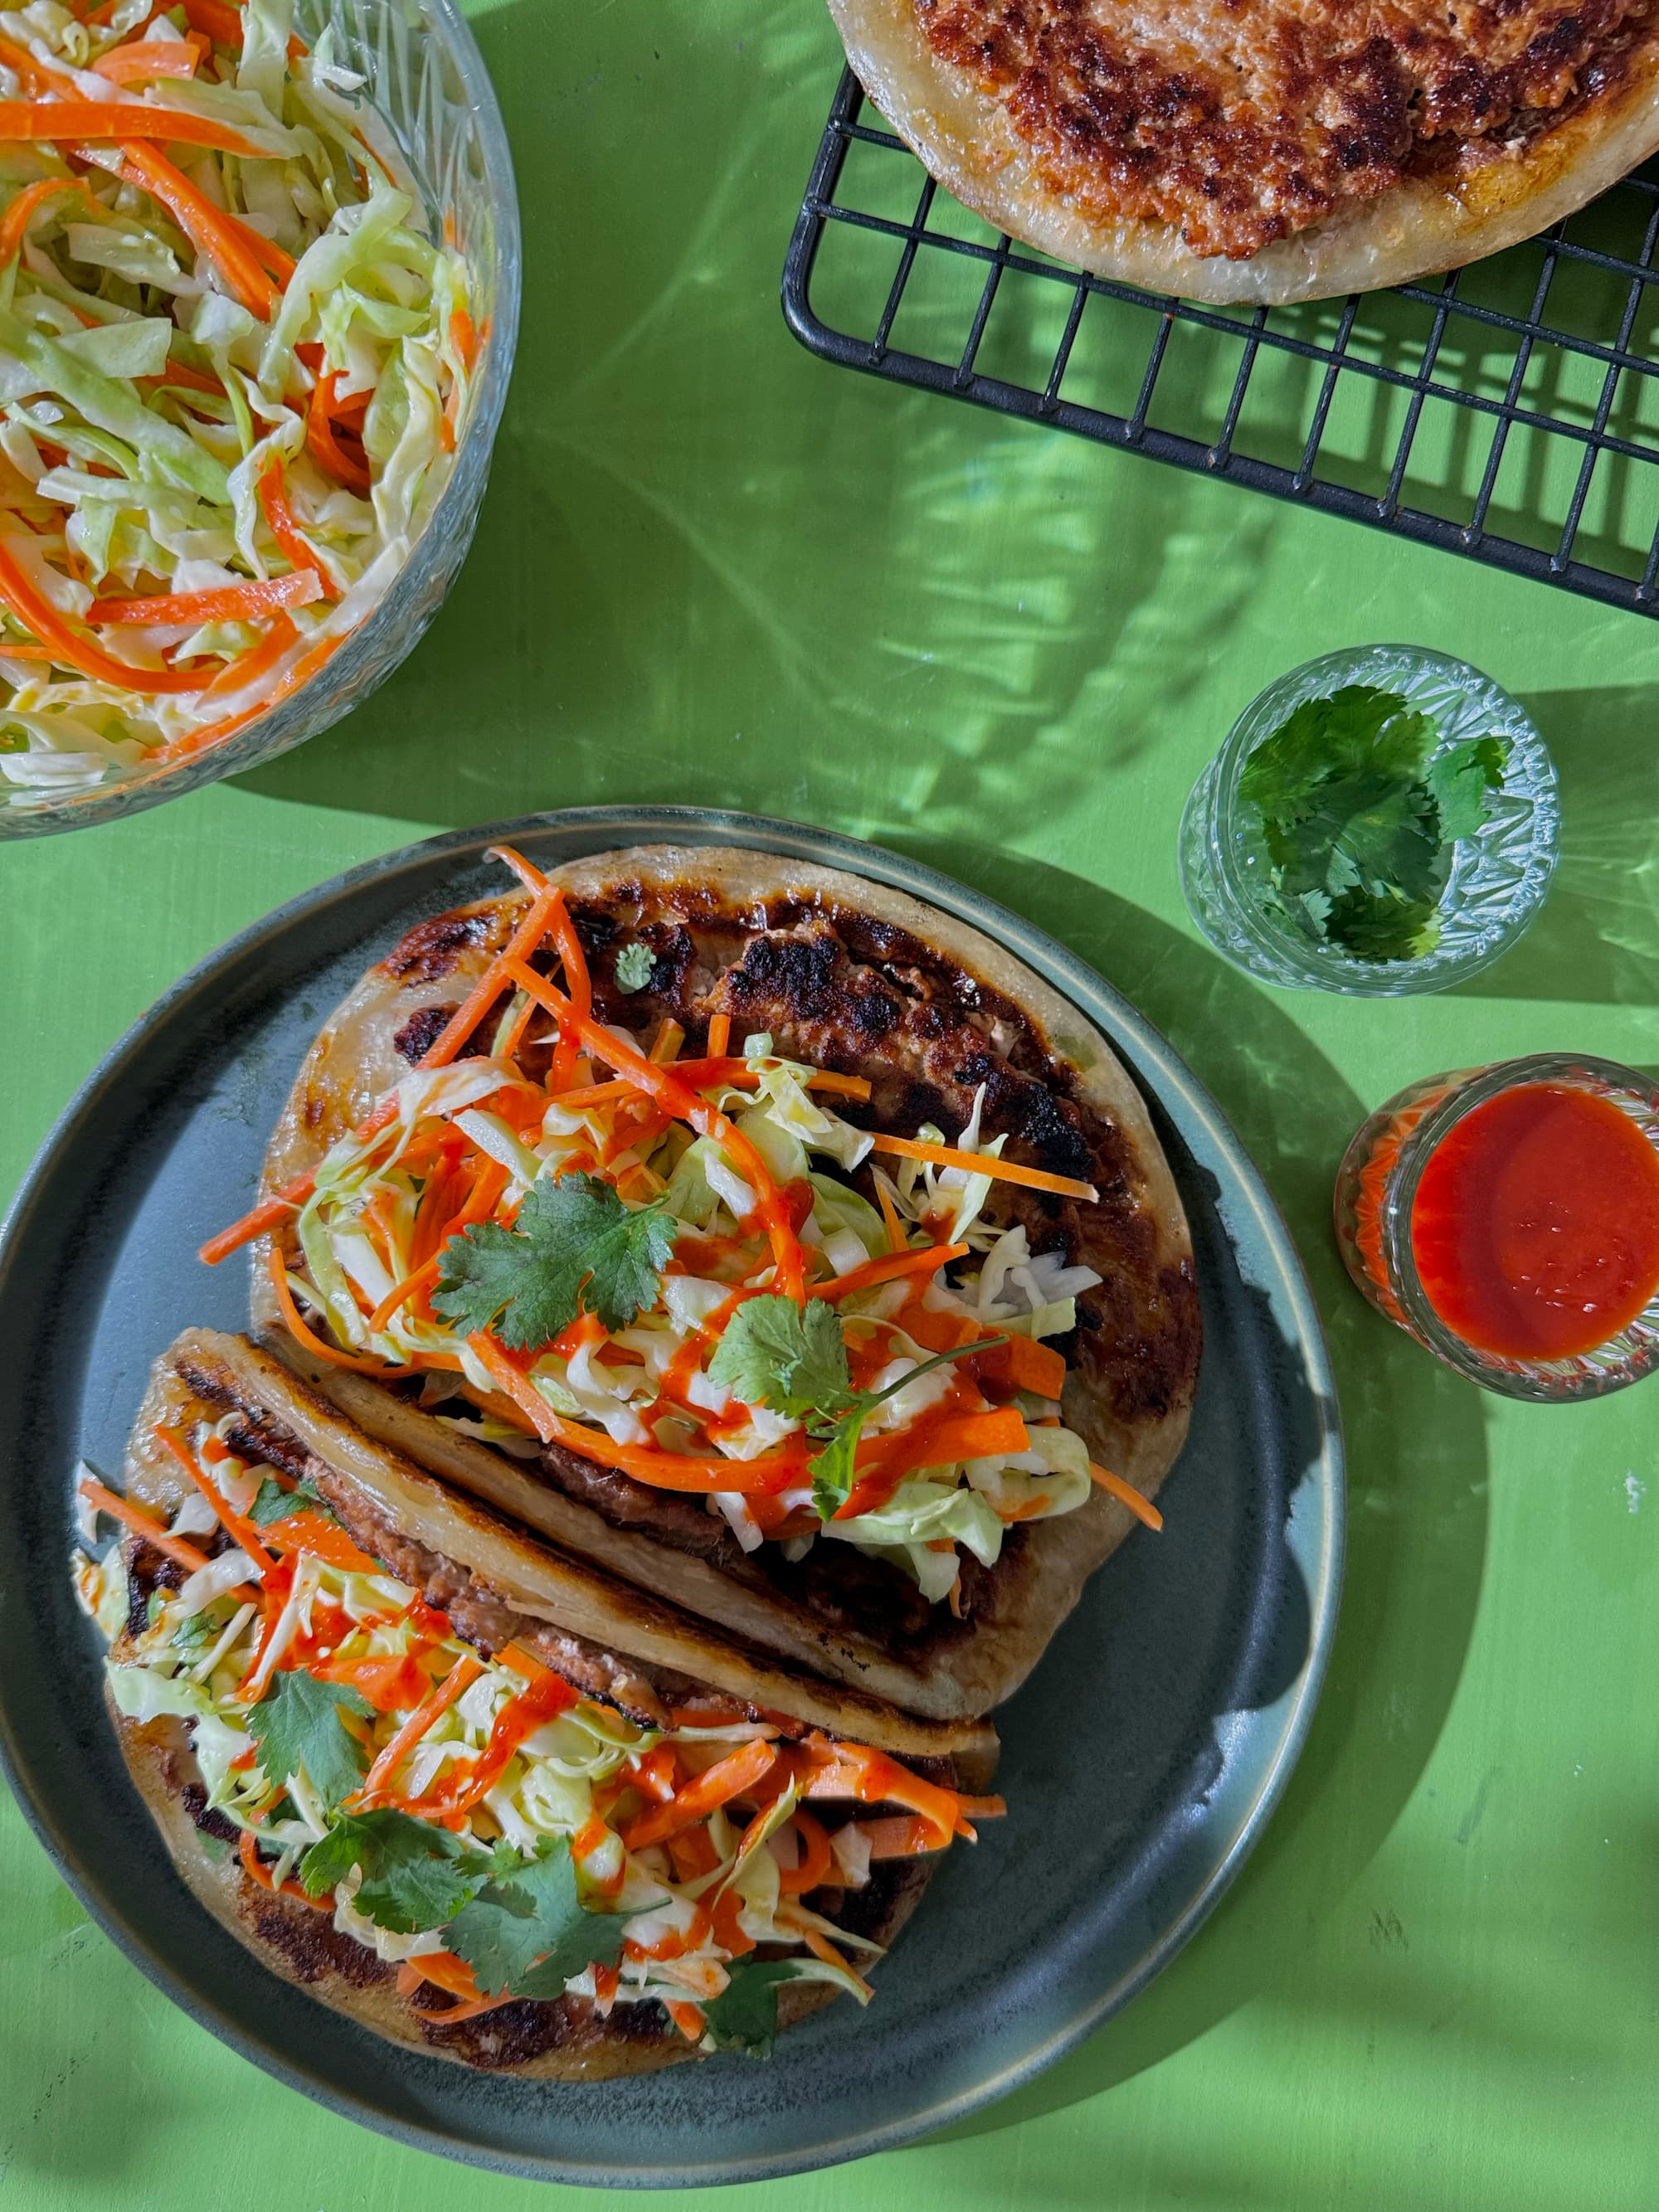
left=0, top=803, right=1345, bottom=2185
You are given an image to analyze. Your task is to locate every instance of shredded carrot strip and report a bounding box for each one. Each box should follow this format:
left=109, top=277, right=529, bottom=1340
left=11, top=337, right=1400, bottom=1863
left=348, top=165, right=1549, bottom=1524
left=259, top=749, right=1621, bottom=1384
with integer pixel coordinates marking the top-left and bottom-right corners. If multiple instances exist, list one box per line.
left=797, top=1737, right=971, bottom=1849
left=402, top=1949, right=477, bottom=2001
left=413, top=888, right=559, bottom=1074
left=201, top=610, right=296, bottom=700
left=791, top=1919, right=873, bottom=2000
left=874, top=1175, right=904, bottom=1257
left=86, top=138, right=279, bottom=316
left=665, top=2001, right=707, bottom=2041
left=265, top=1245, right=401, bottom=1375
left=404, top=1952, right=518, bottom=2022
left=147, top=625, right=343, bottom=756
left=178, top=0, right=241, bottom=40
left=239, top=1828, right=332, bottom=1909
left=402, top=1670, right=578, bottom=1819
left=776, top=1809, right=833, bottom=1895
left=469, top=1333, right=808, bottom=1494
left=0, top=532, right=217, bottom=693
left=972, top=1333, right=1068, bottom=1401
left=499, top=990, right=539, bottom=1062
left=413, top=1986, right=518, bottom=2025
left=152, top=1422, right=276, bottom=1575
left=92, top=39, right=201, bottom=81
left=549, top=1077, right=635, bottom=1111
left=76, top=1475, right=212, bottom=1574
left=867, top=1131, right=1098, bottom=1203
left=353, top=1651, right=483, bottom=1806
left=705, top=1012, right=730, bottom=1057
left=255, top=457, right=323, bottom=581
left=253, top=1511, right=385, bottom=1577
left=233, top=214, right=294, bottom=284
left=90, top=571, right=322, bottom=626
left=0, top=176, right=85, bottom=263
left=1089, top=1462, right=1164, bottom=1531
left=306, top=371, right=372, bottom=492
left=0, top=36, right=66, bottom=93
left=141, top=357, right=227, bottom=400
left=365, top=1252, right=442, bottom=1334
left=620, top=1738, right=777, bottom=1850
left=4, top=101, right=266, bottom=155
left=810, top=1240, right=967, bottom=1304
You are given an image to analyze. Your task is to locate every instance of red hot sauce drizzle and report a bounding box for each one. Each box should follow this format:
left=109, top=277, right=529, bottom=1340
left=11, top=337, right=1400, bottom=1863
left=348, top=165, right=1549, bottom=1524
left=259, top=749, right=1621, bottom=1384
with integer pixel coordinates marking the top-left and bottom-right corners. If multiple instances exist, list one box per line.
left=1410, top=1084, right=1659, bottom=1360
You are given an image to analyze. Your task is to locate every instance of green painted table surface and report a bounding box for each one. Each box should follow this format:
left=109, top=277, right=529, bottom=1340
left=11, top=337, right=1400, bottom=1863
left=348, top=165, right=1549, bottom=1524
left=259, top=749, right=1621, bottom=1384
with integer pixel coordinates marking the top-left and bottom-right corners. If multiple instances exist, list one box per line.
left=3, top=3, right=1657, bottom=2205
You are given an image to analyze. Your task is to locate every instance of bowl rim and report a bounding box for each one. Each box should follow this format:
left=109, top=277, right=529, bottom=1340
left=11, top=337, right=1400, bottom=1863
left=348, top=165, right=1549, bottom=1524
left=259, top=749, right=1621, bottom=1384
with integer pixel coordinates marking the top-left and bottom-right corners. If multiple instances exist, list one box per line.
left=0, top=0, right=522, bottom=840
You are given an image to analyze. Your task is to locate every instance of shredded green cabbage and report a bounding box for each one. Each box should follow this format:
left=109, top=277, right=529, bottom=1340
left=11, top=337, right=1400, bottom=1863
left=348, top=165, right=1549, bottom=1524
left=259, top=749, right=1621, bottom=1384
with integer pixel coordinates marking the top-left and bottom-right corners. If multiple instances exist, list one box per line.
left=0, top=2, right=474, bottom=803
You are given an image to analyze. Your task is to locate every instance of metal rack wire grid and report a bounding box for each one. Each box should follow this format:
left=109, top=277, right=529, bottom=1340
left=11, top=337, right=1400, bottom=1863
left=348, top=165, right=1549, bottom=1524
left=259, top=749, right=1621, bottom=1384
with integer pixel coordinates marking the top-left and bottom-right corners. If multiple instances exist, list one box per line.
left=783, top=68, right=1659, bottom=618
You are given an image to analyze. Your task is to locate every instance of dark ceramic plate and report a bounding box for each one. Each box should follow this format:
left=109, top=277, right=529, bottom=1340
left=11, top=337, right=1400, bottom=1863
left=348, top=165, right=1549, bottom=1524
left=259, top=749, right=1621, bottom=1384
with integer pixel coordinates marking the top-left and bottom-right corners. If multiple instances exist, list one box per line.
left=0, top=808, right=1343, bottom=2186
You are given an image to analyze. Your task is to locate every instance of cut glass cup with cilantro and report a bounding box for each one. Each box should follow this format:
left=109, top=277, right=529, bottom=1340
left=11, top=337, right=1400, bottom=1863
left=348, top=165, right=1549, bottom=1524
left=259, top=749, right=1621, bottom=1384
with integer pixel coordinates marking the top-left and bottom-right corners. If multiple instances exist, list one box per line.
left=1178, top=646, right=1560, bottom=998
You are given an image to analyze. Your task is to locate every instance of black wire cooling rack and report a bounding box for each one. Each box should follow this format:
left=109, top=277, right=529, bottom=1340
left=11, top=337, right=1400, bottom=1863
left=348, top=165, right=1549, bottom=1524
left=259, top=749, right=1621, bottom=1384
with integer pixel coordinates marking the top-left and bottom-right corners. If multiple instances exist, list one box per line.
left=783, top=67, right=1659, bottom=617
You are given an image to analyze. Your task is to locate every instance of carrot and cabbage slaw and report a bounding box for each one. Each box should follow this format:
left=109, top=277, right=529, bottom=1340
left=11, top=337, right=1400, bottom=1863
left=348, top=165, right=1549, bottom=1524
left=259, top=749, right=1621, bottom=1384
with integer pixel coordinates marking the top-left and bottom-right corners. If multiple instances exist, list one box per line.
left=73, top=1425, right=1000, bottom=2050
left=0, top=0, right=474, bottom=801
left=204, top=848, right=1161, bottom=1608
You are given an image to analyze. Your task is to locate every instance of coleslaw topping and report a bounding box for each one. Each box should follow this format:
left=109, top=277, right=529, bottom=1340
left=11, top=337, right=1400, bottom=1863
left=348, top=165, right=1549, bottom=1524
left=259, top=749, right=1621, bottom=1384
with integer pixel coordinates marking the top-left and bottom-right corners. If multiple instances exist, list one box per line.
left=0, top=0, right=474, bottom=801
left=205, top=852, right=1160, bottom=1610
left=75, top=1426, right=999, bottom=2053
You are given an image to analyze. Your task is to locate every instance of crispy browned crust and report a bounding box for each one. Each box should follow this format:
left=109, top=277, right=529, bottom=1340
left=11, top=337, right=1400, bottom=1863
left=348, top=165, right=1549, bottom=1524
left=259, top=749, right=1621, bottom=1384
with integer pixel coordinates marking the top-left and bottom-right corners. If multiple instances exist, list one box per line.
left=248, top=843, right=1198, bottom=1721
left=826, top=0, right=1659, bottom=304
left=105, top=1332, right=985, bottom=2077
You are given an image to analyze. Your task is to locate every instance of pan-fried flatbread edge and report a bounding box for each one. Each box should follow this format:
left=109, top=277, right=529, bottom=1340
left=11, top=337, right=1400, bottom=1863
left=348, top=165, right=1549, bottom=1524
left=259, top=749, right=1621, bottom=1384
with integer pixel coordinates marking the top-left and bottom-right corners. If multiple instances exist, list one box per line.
left=250, top=843, right=1196, bottom=1720
left=825, top=0, right=1659, bottom=307
left=105, top=1330, right=982, bottom=2078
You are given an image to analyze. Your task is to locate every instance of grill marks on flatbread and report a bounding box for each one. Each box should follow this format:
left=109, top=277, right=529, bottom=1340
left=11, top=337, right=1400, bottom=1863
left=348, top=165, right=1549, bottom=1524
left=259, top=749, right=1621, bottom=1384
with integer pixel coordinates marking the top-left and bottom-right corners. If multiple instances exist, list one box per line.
left=253, top=845, right=1198, bottom=1720
left=826, top=0, right=1659, bottom=303
left=917, top=0, right=1656, bottom=260
left=108, top=1332, right=993, bottom=2078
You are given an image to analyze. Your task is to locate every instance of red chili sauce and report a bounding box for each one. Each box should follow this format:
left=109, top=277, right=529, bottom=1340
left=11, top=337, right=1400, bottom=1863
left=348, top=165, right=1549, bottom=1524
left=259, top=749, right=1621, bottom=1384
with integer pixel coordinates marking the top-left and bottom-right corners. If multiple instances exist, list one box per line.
left=1410, top=1084, right=1659, bottom=1359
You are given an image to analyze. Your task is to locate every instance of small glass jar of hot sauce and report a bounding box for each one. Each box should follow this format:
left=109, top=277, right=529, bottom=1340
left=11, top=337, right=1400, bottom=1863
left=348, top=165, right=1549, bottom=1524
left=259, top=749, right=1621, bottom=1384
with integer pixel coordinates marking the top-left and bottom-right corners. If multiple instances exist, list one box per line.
left=1335, top=1054, right=1659, bottom=1401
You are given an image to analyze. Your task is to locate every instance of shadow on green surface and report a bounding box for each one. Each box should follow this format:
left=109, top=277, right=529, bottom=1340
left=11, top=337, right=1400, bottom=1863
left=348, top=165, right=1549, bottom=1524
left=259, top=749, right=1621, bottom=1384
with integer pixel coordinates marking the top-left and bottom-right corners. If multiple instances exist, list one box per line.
left=231, top=0, right=1274, bottom=839
left=1448, top=684, right=1659, bottom=1005
left=874, top=843, right=1491, bottom=2142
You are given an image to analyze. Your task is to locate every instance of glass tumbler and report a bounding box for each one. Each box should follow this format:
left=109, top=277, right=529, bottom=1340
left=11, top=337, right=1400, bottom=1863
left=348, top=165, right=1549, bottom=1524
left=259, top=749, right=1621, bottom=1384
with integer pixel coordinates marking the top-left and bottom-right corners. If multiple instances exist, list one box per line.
left=1178, top=645, right=1560, bottom=994
left=1333, top=1053, right=1659, bottom=1402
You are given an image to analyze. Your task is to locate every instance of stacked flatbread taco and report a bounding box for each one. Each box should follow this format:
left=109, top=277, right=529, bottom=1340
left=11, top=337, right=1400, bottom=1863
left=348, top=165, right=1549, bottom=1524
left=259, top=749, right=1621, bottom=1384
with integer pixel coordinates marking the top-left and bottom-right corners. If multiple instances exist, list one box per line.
left=75, top=844, right=1200, bottom=2070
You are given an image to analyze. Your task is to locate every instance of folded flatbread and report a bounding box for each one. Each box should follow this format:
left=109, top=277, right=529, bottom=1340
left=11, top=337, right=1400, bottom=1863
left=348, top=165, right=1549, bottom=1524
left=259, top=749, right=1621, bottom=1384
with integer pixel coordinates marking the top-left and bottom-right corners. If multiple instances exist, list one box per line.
left=78, top=1330, right=998, bottom=2077
left=239, top=843, right=1199, bottom=1720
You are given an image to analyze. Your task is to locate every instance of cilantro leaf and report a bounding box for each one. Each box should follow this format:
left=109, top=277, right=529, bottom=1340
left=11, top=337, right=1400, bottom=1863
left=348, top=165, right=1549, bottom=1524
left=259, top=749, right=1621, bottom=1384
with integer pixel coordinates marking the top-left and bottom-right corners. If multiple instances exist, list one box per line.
left=248, top=1475, right=329, bottom=1526
left=614, top=941, right=654, bottom=993
left=809, top=1406, right=873, bottom=1521
left=246, top=1671, right=373, bottom=1811
left=298, top=1809, right=494, bottom=1929
left=1239, top=687, right=1434, bottom=819
left=1425, top=735, right=1509, bottom=842
left=1324, top=887, right=1440, bottom=964
left=170, top=1607, right=221, bottom=1653
left=699, top=1958, right=804, bottom=2059
left=447, top=1835, right=631, bottom=1998
left=1240, top=685, right=1508, bottom=967
left=709, top=1300, right=1010, bottom=1523
left=707, top=1294, right=855, bottom=1422
left=433, top=1172, right=679, bottom=1349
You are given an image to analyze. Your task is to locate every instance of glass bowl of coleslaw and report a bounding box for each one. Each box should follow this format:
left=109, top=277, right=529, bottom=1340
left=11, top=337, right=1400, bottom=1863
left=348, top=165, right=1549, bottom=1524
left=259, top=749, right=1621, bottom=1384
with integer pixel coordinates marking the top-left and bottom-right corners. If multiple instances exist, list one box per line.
left=0, top=0, right=519, bottom=835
